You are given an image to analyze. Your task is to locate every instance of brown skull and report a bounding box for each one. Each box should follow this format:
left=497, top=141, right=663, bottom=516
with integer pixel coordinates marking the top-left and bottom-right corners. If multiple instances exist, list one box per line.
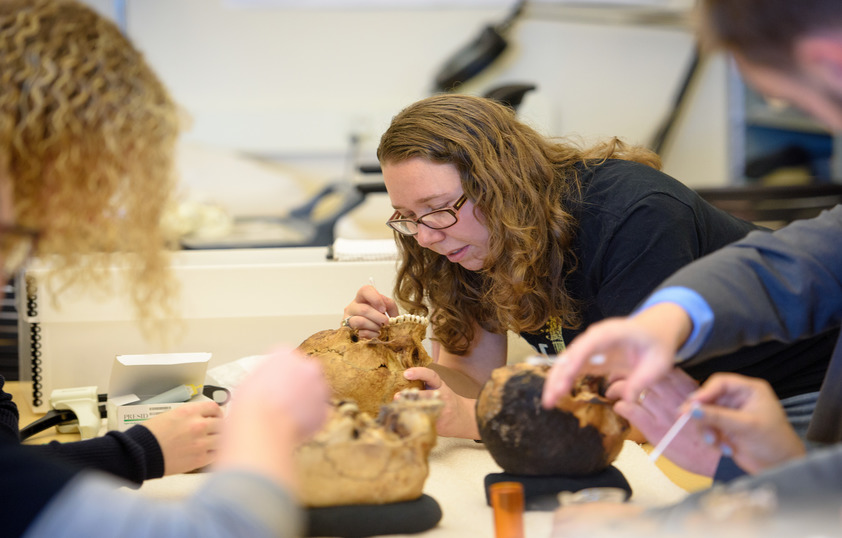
left=297, top=314, right=433, bottom=416
left=296, top=389, right=444, bottom=507
left=476, top=362, right=629, bottom=476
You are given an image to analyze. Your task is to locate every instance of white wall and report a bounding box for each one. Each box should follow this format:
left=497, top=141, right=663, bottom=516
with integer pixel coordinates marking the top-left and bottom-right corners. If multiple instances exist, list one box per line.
left=83, top=0, right=736, bottom=188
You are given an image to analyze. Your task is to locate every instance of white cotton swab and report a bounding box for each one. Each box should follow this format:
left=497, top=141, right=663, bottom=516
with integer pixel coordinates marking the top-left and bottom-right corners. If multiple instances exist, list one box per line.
left=648, top=402, right=701, bottom=463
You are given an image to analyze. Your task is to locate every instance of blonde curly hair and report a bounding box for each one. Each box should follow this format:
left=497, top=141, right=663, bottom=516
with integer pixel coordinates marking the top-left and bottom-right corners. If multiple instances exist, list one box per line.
left=0, top=0, right=179, bottom=328
left=377, top=94, right=661, bottom=355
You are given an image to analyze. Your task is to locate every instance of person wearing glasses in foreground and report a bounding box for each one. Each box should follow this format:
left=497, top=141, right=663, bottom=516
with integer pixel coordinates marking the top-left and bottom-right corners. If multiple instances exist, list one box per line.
left=539, top=0, right=842, bottom=535
left=341, top=93, right=836, bottom=449
left=1, top=1, right=329, bottom=536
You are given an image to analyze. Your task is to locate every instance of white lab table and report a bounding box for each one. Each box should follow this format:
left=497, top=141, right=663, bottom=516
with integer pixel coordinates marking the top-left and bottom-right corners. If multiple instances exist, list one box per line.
left=137, top=436, right=688, bottom=537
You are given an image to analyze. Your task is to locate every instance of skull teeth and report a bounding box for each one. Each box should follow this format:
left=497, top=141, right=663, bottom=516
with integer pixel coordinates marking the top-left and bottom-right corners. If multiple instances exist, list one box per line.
left=388, top=314, right=429, bottom=326
left=395, top=387, right=421, bottom=400
left=336, top=401, right=360, bottom=415
left=395, top=388, right=442, bottom=401
left=393, top=388, right=444, bottom=411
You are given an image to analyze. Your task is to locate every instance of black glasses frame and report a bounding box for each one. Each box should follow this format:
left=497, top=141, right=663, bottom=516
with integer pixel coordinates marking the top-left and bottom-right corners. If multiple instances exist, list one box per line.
left=386, top=194, right=468, bottom=236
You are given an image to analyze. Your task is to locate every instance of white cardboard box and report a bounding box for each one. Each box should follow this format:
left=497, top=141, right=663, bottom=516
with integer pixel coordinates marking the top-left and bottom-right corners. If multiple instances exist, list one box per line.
left=106, top=352, right=211, bottom=432
left=17, top=246, right=398, bottom=412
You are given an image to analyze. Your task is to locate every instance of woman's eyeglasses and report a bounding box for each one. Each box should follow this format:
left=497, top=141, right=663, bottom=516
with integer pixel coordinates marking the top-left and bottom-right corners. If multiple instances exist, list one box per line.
left=0, top=224, right=40, bottom=277
left=386, top=195, right=468, bottom=236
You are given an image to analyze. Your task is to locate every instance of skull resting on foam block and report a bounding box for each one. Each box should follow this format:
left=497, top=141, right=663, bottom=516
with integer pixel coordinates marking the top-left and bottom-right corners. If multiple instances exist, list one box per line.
left=297, top=314, right=432, bottom=416
left=296, top=389, right=443, bottom=507
left=476, top=362, right=629, bottom=476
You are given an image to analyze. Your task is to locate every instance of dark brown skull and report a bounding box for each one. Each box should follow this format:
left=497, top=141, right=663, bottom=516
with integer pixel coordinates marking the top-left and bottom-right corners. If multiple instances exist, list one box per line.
left=297, top=315, right=433, bottom=416
left=476, top=362, right=629, bottom=476
left=296, top=389, right=443, bottom=506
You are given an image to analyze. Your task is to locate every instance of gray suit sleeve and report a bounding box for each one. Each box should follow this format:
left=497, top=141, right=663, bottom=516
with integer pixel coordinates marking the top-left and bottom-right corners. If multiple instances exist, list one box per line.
left=23, top=470, right=303, bottom=538
left=660, top=205, right=842, bottom=359
left=646, top=444, right=842, bottom=536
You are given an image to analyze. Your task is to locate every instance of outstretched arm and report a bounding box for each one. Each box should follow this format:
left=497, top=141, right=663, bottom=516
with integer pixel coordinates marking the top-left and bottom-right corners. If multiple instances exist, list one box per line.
left=20, top=347, right=330, bottom=538
left=25, top=399, right=223, bottom=484
left=542, top=302, right=693, bottom=407
left=546, top=207, right=842, bottom=409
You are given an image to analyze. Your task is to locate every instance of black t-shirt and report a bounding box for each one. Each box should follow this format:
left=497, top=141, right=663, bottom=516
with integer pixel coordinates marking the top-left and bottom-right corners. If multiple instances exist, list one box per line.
left=519, top=159, right=834, bottom=398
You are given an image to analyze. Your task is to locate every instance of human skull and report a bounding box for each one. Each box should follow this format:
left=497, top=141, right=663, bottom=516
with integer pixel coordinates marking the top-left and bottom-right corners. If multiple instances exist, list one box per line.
left=296, top=389, right=444, bottom=507
left=476, top=362, right=629, bottom=476
left=297, top=314, right=432, bottom=416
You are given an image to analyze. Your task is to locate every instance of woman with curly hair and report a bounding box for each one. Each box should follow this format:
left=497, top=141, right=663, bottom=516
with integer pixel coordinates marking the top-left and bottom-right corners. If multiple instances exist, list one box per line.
left=0, top=1, right=328, bottom=536
left=0, top=0, right=178, bottom=323
left=0, top=0, right=210, bottom=478
left=343, top=93, right=835, bottom=441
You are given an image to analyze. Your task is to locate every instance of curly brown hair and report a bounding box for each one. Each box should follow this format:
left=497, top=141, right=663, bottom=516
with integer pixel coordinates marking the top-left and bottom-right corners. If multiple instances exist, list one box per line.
left=0, top=0, right=179, bottom=330
left=377, top=94, right=661, bottom=355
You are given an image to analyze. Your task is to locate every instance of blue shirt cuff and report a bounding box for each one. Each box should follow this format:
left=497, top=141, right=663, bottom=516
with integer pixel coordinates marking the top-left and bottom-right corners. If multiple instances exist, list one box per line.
left=636, top=286, right=714, bottom=362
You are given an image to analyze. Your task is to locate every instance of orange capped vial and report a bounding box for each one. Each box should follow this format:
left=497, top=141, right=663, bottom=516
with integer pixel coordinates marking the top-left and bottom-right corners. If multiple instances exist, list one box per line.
left=490, top=481, right=525, bottom=538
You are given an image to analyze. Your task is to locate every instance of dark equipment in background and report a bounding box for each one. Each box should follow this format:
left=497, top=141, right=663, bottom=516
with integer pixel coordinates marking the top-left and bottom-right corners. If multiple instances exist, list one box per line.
left=695, top=183, right=842, bottom=227
left=430, top=0, right=701, bottom=161
left=649, top=44, right=702, bottom=156
left=433, top=0, right=527, bottom=93
left=179, top=181, right=386, bottom=250
left=0, top=283, right=17, bottom=380
left=484, top=82, right=537, bottom=110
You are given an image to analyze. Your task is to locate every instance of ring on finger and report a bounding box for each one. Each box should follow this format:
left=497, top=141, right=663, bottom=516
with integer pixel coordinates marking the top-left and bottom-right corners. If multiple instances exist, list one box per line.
left=341, top=316, right=352, bottom=328
left=638, top=390, right=649, bottom=404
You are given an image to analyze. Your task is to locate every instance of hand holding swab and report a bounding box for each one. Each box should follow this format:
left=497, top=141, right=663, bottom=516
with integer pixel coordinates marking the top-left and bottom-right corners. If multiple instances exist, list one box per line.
left=648, top=402, right=701, bottom=462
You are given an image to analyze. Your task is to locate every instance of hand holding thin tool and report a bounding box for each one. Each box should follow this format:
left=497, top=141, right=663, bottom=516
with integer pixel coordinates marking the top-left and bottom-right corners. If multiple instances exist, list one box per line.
left=648, top=402, right=701, bottom=463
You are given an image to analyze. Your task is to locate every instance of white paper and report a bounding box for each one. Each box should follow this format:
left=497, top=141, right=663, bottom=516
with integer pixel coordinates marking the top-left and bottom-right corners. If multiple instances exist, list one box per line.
left=331, top=238, right=398, bottom=261
left=109, top=353, right=211, bottom=400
